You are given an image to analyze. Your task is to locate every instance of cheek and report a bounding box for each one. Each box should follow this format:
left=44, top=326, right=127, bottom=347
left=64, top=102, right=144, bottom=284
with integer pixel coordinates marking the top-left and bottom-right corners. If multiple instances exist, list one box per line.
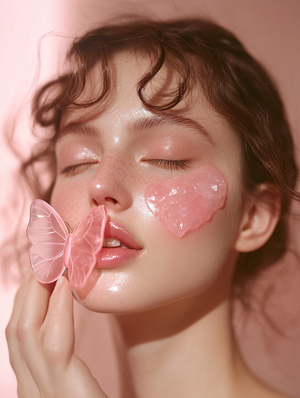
left=50, top=178, right=91, bottom=226
left=145, top=165, right=227, bottom=238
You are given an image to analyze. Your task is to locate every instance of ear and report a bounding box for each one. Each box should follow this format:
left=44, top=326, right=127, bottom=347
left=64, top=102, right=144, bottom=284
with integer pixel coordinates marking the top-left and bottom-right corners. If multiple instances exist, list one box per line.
left=234, top=184, right=281, bottom=253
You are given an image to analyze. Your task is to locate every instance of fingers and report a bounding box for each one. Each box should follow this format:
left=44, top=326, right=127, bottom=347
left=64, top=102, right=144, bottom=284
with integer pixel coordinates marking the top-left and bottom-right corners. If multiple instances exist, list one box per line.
left=6, top=274, right=108, bottom=398
left=41, top=276, right=75, bottom=370
left=6, top=275, right=75, bottom=395
left=6, top=271, right=33, bottom=332
left=6, top=274, right=51, bottom=398
left=17, top=276, right=74, bottom=391
left=18, top=277, right=54, bottom=338
left=16, top=277, right=54, bottom=363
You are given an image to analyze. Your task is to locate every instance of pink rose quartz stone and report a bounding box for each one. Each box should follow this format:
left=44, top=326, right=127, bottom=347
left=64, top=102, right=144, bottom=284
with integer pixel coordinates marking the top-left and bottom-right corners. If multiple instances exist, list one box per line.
left=145, top=165, right=227, bottom=237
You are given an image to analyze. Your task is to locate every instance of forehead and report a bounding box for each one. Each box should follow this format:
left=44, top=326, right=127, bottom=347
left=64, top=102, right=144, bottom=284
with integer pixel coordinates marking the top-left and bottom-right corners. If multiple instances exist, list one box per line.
left=61, top=50, right=207, bottom=122
left=60, top=51, right=241, bottom=155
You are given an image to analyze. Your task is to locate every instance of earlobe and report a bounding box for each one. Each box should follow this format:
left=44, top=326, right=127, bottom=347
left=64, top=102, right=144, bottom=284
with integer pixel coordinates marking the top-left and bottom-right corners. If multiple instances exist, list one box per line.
left=234, top=184, right=281, bottom=253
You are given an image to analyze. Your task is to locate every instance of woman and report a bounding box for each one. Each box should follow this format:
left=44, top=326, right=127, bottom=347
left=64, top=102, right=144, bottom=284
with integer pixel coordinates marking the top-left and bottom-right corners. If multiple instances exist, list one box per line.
left=6, top=18, right=299, bottom=397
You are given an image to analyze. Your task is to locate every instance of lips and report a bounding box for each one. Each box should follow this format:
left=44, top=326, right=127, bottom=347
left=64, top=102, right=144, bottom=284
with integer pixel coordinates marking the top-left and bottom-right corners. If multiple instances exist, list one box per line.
left=96, top=220, right=142, bottom=268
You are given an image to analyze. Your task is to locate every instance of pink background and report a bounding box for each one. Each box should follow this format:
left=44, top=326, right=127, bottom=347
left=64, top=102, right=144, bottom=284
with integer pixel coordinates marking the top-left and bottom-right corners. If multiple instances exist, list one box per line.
left=1, top=0, right=299, bottom=397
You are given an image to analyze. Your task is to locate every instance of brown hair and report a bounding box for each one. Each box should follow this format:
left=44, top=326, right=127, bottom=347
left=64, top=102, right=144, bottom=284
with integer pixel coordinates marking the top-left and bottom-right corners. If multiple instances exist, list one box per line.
left=20, top=18, right=299, bottom=301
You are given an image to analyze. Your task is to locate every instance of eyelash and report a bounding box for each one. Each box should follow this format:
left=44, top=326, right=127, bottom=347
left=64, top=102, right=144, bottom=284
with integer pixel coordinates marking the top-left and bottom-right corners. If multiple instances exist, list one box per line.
left=61, top=163, right=95, bottom=175
left=147, top=159, right=190, bottom=171
left=61, top=159, right=190, bottom=175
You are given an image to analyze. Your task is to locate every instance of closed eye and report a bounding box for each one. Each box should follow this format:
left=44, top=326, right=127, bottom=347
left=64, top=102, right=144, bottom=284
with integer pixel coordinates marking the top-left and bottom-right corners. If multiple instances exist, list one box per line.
left=61, top=162, right=98, bottom=175
left=147, top=159, right=190, bottom=171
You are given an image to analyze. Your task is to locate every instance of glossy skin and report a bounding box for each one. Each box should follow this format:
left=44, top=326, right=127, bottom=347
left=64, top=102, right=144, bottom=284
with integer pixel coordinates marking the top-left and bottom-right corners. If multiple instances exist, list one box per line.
left=6, top=52, right=285, bottom=398
left=51, top=52, right=244, bottom=314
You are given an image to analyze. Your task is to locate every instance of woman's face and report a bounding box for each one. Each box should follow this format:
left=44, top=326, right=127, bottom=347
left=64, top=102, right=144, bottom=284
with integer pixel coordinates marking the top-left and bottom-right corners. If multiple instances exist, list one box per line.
left=51, top=52, right=246, bottom=313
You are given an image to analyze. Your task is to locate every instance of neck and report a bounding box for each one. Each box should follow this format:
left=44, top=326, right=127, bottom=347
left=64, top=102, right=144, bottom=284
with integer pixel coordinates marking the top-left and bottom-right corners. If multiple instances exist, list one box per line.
left=111, top=286, right=248, bottom=398
left=74, top=286, right=267, bottom=398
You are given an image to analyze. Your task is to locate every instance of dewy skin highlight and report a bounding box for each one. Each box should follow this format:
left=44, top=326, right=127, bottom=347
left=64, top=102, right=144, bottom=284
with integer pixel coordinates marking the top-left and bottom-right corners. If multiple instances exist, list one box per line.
left=145, top=165, right=227, bottom=237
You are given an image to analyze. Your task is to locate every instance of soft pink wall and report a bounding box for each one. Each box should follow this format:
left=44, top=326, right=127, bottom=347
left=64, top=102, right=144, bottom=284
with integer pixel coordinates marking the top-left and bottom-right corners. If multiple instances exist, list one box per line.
left=0, top=1, right=70, bottom=395
left=1, top=1, right=299, bottom=397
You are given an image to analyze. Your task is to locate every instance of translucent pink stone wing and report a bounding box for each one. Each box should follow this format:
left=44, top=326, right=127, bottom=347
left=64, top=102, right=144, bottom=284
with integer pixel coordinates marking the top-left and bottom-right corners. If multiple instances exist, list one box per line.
left=27, top=199, right=69, bottom=284
left=65, top=206, right=107, bottom=289
left=27, top=199, right=107, bottom=289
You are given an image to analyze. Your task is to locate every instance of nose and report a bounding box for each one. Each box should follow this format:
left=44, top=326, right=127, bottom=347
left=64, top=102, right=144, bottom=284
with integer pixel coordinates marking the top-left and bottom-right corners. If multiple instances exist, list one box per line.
left=89, top=155, right=132, bottom=211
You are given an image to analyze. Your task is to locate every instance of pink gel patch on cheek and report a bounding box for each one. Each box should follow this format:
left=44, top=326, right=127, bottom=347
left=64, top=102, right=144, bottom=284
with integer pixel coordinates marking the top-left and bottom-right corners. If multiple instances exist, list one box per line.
left=145, top=165, right=228, bottom=238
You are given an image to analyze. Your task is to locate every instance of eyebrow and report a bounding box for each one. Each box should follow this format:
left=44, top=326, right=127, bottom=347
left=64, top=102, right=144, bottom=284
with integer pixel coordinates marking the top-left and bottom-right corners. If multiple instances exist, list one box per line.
left=128, top=112, right=215, bottom=146
left=58, top=123, right=99, bottom=139
left=58, top=112, right=215, bottom=146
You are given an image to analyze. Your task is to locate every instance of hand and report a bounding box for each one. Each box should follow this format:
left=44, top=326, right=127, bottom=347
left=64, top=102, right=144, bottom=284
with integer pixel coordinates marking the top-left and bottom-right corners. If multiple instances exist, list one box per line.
left=6, top=274, right=108, bottom=398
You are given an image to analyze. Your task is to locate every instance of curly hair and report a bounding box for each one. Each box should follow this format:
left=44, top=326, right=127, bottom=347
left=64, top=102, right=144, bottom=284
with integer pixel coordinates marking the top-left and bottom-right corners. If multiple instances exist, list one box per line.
left=19, top=18, right=299, bottom=302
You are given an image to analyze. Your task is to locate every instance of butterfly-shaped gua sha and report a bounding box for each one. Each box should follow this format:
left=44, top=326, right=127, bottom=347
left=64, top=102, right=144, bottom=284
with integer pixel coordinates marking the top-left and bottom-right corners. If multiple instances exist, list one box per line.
left=27, top=199, right=107, bottom=289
